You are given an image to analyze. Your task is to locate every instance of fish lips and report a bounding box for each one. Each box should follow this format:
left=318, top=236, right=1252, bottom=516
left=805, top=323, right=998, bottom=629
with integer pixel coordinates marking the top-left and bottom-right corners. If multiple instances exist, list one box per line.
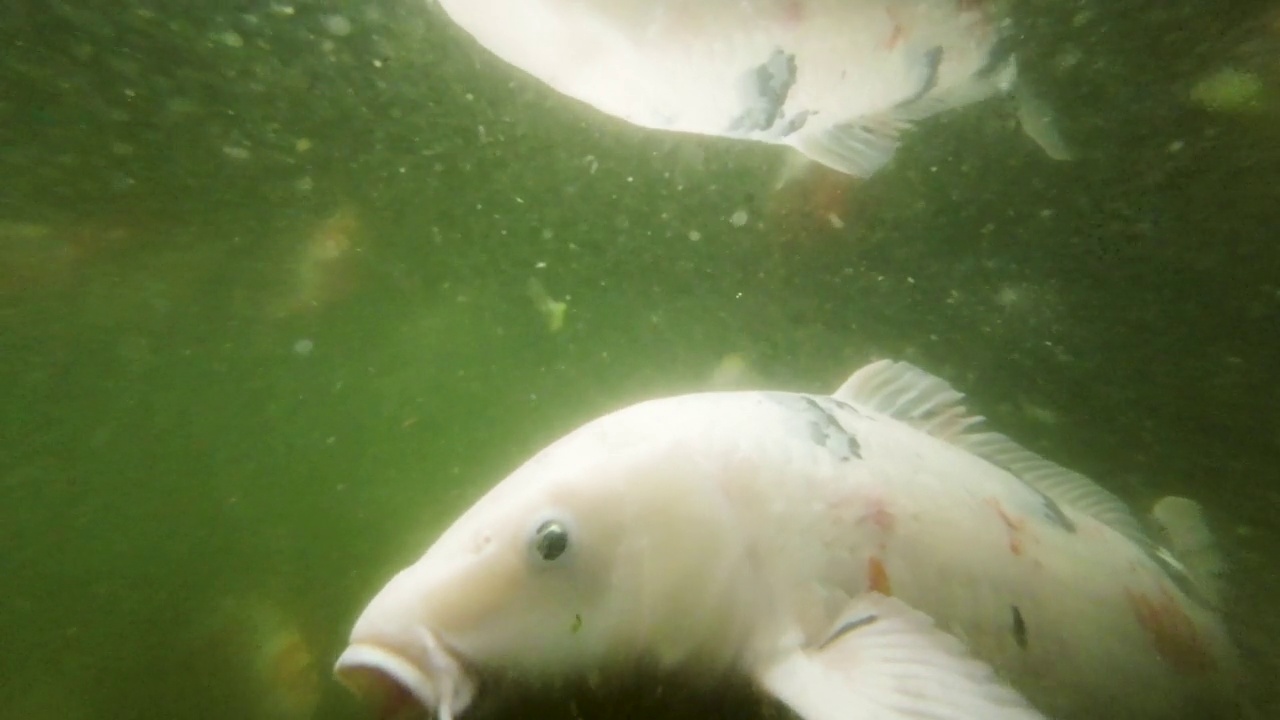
left=334, top=633, right=477, bottom=720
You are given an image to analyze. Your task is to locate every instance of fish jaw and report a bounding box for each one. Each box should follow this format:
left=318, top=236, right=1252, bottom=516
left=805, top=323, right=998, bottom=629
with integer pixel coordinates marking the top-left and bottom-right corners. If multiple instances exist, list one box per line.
left=334, top=630, right=476, bottom=720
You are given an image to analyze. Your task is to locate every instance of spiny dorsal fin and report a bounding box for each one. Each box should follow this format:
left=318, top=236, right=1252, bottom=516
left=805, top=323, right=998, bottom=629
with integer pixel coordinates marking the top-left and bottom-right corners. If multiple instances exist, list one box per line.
left=1151, top=496, right=1227, bottom=608
left=833, top=360, right=1146, bottom=544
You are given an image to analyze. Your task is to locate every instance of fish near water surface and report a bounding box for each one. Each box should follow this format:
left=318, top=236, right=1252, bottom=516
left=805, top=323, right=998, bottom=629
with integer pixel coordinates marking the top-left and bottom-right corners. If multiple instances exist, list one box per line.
left=429, top=0, right=1071, bottom=178
left=335, top=360, right=1240, bottom=720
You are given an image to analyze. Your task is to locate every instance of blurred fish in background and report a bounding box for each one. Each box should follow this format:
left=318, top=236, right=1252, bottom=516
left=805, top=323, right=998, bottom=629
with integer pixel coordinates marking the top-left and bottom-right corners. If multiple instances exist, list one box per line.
left=706, top=352, right=763, bottom=389
left=267, top=203, right=365, bottom=319
left=1188, top=4, right=1280, bottom=115
left=194, top=595, right=322, bottom=720
left=428, top=0, right=1072, bottom=181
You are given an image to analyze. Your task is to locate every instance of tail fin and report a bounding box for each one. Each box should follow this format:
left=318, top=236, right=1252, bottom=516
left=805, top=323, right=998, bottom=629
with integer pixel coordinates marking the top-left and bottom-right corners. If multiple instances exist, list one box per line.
left=1151, top=496, right=1228, bottom=608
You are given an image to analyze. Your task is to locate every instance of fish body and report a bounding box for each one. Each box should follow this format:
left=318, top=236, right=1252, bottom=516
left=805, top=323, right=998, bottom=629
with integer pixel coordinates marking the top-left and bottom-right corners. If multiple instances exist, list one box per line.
left=432, top=0, right=1070, bottom=176
left=336, top=360, right=1238, bottom=720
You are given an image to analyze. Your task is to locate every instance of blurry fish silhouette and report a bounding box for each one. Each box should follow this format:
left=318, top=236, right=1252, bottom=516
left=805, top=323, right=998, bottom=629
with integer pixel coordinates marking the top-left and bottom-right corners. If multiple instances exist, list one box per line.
left=201, top=596, right=322, bottom=720
left=334, top=359, right=1240, bottom=720
left=432, top=0, right=1071, bottom=178
left=1188, top=5, right=1280, bottom=115
left=269, top=204, right=363, bottom=319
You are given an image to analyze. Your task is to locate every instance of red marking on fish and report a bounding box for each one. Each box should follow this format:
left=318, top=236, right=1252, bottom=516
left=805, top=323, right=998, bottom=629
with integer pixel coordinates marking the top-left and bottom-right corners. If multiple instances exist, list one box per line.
left=883, top=10, right=906, bottom=51
left=868, top=556, right=892, bottom=595
left=1126, top=588, right=1216, bottom=676
left=987, top=498, right=1026, bottom=556
left=781, top=0, right=805, bottom=25
left=861, top=498, right=895, bottom=534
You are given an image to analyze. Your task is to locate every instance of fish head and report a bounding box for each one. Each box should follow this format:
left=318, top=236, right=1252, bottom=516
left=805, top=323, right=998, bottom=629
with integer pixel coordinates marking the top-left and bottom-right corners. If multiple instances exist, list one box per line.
left=335, top=399, right=750, bottom=718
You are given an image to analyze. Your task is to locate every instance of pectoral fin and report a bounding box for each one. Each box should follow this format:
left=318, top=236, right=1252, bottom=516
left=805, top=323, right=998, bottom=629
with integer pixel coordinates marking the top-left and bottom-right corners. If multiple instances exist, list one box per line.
left=756, top=593, right=1046, bottom=720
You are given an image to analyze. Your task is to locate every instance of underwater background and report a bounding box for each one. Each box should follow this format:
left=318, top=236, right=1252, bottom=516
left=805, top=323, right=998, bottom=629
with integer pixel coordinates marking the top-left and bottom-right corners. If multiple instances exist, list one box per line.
left=1, top=0, right=1277, bottom=718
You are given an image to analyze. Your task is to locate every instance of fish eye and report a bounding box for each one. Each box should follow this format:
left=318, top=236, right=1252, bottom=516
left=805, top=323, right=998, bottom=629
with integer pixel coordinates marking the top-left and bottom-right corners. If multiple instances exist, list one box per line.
left=533, top=519, right=570, bottom=561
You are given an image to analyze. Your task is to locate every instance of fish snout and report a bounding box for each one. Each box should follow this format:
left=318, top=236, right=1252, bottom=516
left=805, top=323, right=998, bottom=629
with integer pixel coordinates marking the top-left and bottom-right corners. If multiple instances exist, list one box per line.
left=334, top=631, right=476, bottom=720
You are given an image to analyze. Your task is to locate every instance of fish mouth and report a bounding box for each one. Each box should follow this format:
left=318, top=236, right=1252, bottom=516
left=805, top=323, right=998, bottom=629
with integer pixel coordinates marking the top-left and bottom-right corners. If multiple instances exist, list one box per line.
left=335, top=639, right=476, bottom=720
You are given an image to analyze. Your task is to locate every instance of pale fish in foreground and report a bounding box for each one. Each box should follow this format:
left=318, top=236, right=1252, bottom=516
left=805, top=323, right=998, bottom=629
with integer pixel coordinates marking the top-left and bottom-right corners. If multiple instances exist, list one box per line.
left=429, top=0, right=1071, bottom=178
left=335, top=360, right=1241, bottom=720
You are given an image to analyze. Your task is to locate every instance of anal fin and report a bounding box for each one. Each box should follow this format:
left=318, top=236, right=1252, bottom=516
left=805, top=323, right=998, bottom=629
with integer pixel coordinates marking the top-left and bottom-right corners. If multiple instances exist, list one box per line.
left=790, top=118, right=906, bottom=178
left=757, top=593, right=1046, bottom=720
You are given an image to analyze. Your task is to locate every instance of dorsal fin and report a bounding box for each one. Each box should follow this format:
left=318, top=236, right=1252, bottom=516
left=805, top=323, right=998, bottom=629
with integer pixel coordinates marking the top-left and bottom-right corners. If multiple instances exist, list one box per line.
left=832, top=359, right=984, bottom=440
left=833, top=360, right=1146, bottom=544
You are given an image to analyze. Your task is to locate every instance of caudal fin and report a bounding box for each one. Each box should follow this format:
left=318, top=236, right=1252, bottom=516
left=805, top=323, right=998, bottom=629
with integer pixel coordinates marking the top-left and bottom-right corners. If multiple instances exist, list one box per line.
left=1151, top=496, right=1228, bottom=608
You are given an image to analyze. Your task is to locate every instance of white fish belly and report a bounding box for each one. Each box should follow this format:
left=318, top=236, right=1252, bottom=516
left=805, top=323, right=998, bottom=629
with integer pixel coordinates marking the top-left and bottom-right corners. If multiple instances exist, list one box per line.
left=435, top=0, right=1005, bottom=140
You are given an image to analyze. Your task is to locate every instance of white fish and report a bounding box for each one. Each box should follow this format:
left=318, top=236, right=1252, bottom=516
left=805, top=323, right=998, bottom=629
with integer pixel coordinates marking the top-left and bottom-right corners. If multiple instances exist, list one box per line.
left=430, top=0, right=1072, bottom=177
left=335, top=360, right=1240, bottom=720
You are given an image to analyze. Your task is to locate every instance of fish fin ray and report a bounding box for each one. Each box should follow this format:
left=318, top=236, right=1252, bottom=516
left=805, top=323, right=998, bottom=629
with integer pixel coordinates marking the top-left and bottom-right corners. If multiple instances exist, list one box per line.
left=1151, top=496, right=1227, bottom=606
left=959, top=430, right=1146, bottom=543
left=834, top=360, right=1147, bottom=543
left=789, top=118, right=907, bottom=178
left=833, top=359, right=983, bottom=439
left=758, top=592, right=1047, bottom=720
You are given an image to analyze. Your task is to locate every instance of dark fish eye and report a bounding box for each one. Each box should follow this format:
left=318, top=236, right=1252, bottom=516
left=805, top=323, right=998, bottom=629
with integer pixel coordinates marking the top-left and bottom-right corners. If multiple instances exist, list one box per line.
left=534, top=520, right=569, bottom=561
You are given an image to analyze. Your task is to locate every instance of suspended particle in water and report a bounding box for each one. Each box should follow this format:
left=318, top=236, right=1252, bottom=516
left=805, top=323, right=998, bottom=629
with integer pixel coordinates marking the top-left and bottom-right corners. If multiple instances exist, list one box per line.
left=322, top=15, right=353, bottom=37
left=729, top=209, right=749, bottom=227
left=293, top=339, right=315, bottom=356
left=213, top=30, right=244, bottom=48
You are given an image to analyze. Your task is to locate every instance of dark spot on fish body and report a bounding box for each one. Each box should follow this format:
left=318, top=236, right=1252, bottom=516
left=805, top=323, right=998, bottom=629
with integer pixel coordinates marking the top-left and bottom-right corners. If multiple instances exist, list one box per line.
left=797, top=396, right=862, bottom=461
left=1011, top=605, right=1028, bottom=649
left=766, top=393, right=863, bottom=461
left=759, top=50, right=797, bottom=100
left=728, top=48, right=798, bottom=134
left=818, top=614, right=879, bottom=650
left=797, top=396, right=837, bottom=426
left=975, top=35, right=1016, bottom=79
left=821, top=397, right=863, bottom=418
left=776, top=110, right=811, bottom=138
left=1034, top=491, right=1077, bottom=533
left=896, top=46, right=943, bottom=107
left=807, top=420, right=828, bottom=447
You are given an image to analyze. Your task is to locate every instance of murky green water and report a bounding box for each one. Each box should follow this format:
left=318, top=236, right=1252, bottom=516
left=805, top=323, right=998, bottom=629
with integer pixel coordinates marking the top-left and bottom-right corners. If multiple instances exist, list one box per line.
left=2, top=1, right=1277, bottom=719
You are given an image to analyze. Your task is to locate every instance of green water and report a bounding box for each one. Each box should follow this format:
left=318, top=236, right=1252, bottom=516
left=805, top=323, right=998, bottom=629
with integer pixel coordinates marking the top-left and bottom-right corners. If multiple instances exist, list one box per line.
left=2, top=1, right=1277, bottom=719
